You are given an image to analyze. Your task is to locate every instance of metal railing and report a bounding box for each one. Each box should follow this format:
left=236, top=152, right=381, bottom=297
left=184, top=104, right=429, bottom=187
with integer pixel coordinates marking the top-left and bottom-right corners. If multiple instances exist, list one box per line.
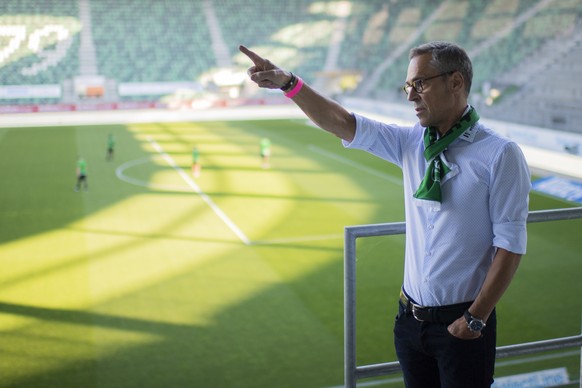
left=344, top=207, right=582, bottom=387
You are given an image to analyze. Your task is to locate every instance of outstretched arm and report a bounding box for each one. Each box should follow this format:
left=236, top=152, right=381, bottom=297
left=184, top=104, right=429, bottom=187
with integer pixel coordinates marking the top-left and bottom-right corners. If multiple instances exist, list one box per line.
left=239, top=45, right=356, bottom=142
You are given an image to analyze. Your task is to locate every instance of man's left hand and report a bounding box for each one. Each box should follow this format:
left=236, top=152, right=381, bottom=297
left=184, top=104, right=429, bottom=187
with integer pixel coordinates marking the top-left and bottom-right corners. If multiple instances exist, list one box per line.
left=447, top=316, right=482, bottom=340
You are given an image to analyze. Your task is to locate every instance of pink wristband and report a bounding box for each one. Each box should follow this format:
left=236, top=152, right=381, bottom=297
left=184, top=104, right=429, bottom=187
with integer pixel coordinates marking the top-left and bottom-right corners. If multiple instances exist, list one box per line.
left=284, top=77, right=304, bottom=98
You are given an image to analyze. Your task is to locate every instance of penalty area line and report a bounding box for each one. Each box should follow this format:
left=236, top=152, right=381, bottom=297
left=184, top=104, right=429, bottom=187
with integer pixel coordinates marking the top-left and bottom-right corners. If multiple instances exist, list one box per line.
left=147, top=137, right=251, bottom=246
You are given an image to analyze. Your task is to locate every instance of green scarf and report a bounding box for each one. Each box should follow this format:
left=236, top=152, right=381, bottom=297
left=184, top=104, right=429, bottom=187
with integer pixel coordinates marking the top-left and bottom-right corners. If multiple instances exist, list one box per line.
left=413, top=107, right=479, bottom=203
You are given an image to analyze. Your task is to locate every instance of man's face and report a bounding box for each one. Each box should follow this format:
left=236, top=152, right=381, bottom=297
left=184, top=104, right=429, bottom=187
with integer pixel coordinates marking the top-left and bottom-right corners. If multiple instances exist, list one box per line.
left=405, top=53, right=456, bottom=132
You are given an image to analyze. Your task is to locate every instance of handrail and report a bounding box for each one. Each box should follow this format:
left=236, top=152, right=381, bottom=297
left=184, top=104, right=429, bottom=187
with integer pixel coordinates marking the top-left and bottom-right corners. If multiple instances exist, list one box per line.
left=352, top=336, right=582, bottom=380
left=344, top=207, right=582, bottom=387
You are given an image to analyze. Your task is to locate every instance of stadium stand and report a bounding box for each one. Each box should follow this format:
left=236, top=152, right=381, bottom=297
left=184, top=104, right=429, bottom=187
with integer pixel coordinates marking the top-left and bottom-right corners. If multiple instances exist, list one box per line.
left=477, top=1, right=582, bottom=134
left=0, top=0, right=581, bottom=132
left=214, top=0, right=336, bottom=81
left=89, top=0, right=214, bottom=83
left=0, top=0, right=80, bottom=104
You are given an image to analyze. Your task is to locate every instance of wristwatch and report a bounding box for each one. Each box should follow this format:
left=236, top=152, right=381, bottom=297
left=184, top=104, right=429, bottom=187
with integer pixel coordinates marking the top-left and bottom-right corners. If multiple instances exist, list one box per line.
left=464, top=310, right=486, bottom=332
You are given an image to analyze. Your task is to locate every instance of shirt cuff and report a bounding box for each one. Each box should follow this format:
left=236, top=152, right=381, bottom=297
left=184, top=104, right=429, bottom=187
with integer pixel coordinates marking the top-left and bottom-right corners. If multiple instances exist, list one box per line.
left=493, top=221, right=527, bottom=254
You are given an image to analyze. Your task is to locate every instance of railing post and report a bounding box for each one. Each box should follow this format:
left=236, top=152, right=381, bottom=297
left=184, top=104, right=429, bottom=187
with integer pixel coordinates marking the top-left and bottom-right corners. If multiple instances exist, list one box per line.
left=344, top=227, right=357, bottom=388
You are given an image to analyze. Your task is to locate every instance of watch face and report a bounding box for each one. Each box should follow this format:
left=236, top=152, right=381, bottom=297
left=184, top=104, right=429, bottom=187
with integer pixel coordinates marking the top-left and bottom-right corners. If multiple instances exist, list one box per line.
left=464, top=311, right=485, bottom=332
left=469, top=319, right=484, bottom=332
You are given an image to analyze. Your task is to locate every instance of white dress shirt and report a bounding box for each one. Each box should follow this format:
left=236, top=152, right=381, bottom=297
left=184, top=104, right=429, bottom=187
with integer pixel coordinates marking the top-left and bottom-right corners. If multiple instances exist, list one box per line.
left=343, top=113, right=531, bottom=306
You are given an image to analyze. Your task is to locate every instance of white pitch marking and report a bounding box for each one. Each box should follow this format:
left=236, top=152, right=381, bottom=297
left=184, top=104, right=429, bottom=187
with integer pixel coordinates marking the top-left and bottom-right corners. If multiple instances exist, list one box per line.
left=148, top=137, right=251, bottom=245
left=116, top=154, right=343, bottom=246
left=115, top=156, right=191, bottom=192
left=308, top=145, right=403, bottom=186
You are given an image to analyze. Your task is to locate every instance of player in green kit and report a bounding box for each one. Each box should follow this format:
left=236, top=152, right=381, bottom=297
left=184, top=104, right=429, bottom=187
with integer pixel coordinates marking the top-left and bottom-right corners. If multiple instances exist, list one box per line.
left=106, top=134, right=115, bottom=161
left=75, top=157, right=88, bottom=192
left=192, top=147, right=201, bottom=178
left=260, top=137, right=271, bottom=169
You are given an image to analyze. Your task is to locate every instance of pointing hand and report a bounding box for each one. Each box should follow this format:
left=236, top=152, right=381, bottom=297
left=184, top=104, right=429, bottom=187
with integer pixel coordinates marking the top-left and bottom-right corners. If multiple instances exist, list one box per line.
left=239, top=45, right=292, bottom=90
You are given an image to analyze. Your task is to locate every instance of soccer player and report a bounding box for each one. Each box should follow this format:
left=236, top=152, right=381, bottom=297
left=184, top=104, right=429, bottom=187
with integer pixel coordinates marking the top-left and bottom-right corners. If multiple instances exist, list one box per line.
left=75, top=157, right=88, bottom=192
left=106, top=133, right=115, bottom=161
left=192, top=146, right=201, bottom=178
left=260, top=137, right=271, bottom=169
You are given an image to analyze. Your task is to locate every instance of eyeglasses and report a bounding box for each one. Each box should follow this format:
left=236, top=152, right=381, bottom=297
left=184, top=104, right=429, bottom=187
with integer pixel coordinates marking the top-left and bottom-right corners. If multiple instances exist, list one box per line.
left=402, top=71, right=454, bottom=95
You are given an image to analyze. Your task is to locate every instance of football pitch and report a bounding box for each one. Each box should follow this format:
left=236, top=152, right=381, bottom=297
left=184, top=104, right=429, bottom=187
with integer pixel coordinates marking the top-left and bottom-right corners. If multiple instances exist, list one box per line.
left=0, top=115, right=580, bottom=387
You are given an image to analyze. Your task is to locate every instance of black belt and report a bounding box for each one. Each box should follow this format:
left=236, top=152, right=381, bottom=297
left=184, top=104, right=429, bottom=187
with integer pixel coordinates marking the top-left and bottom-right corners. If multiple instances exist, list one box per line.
left=399, top=290, right=471, bottom=323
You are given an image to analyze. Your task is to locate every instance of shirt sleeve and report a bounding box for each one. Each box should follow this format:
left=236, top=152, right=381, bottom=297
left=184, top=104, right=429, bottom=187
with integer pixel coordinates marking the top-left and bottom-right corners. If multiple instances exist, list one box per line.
left=341, top=113, right=409, bottom=167
left=489, top=142, right=531, bottom=254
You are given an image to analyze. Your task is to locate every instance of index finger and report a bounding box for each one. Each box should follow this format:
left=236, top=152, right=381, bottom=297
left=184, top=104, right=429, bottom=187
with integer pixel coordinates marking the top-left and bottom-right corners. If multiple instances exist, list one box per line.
left=239, top=45, right=266, bottom=67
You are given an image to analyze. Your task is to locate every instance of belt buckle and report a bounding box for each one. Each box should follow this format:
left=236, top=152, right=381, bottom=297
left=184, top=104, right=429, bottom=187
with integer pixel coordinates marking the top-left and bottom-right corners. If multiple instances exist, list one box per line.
left=411, top=305, right=425, bottom=322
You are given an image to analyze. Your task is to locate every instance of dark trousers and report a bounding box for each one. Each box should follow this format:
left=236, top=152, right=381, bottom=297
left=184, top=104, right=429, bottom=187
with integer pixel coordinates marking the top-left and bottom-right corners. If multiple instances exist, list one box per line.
left=394, top=302, right=496, bottom=388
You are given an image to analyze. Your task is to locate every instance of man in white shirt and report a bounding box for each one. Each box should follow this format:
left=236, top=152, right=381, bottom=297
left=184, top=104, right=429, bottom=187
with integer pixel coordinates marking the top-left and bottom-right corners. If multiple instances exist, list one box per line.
left=240, top=41, right=530, bottom=387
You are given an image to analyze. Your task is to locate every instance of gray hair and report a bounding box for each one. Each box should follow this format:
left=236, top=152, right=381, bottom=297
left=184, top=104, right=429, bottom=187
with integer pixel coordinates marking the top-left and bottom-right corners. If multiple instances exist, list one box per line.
left=409, top=41, right=473, bottom=96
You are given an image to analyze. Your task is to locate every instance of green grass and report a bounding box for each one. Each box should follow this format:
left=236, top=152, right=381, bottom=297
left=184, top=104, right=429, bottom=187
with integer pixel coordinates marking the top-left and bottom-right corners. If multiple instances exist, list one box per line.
left=0, top=118, right=580, bottom=387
